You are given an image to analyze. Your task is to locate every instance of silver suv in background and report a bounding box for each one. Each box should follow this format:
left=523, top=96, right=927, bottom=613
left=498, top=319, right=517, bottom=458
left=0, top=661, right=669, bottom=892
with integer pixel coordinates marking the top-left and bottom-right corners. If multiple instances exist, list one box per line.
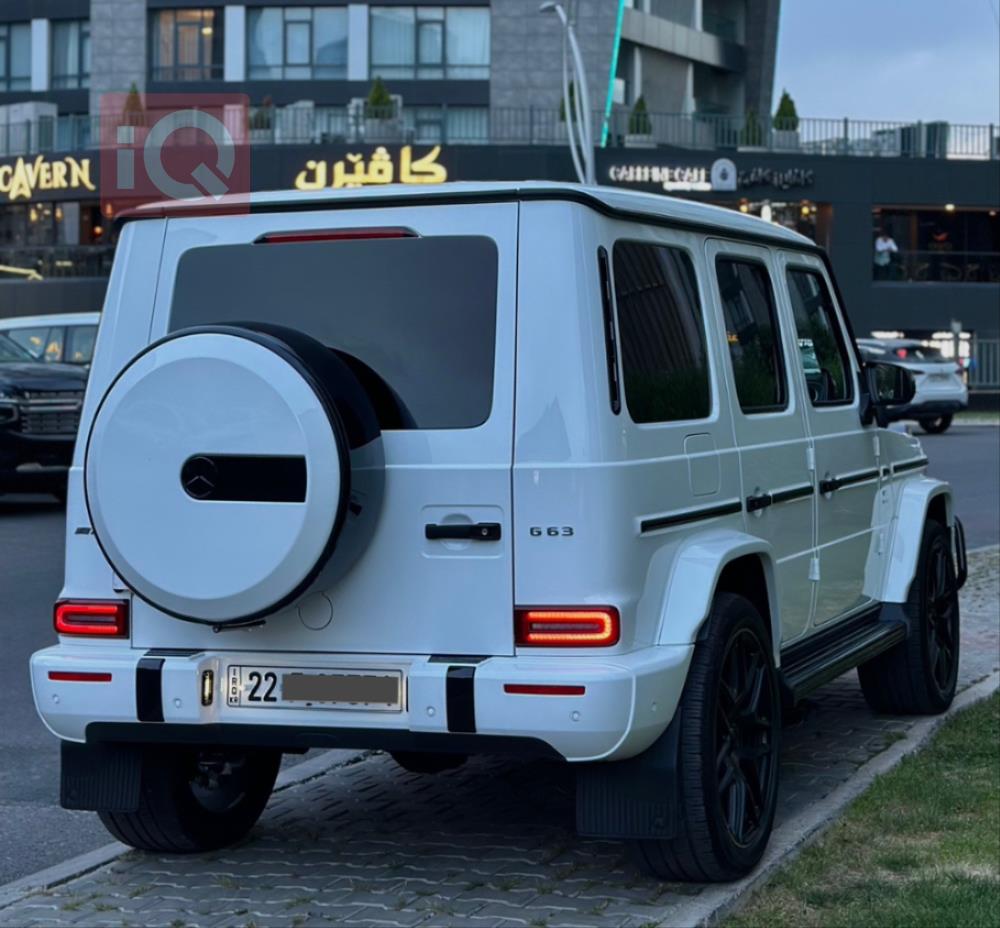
left=857, top=338, right=968, bottom=433
left=0, top=312, right=100, bottom=368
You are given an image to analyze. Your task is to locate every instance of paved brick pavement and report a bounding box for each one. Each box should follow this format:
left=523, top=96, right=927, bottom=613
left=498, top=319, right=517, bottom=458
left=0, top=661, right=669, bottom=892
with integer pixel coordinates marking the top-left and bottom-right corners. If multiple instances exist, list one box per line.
left=1, top=549, right=996, bottom=928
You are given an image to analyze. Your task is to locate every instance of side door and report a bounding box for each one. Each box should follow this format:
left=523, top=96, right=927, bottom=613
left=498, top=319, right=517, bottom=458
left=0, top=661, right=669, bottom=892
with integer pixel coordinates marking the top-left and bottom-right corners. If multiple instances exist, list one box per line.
left=705, top=239, right=816, bottom=644
left=777, top=253, right=880, bottom=623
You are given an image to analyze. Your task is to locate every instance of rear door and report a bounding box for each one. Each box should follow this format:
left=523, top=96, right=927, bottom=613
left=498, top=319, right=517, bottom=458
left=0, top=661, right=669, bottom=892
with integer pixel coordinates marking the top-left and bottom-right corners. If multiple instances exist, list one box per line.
left=705, top=239, right=816, bottom=644
left=776, top=252, right=879, bottom=623
left=132, top=201, right=519, bottom=656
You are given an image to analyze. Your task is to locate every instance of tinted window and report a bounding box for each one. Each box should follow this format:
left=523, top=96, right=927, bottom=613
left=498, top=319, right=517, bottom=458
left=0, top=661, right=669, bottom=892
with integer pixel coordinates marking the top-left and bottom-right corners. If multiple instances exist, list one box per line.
left=786, top=269, right=853, bottom=405
left=7, top=326, right=50, bottom=360
left=716, top=258, right=786, bottom=413
left=170, top=236, right=498, bottom=429
left=612, top=242, right=711, bottom=423
left=65, top=325, right=98, bottom=364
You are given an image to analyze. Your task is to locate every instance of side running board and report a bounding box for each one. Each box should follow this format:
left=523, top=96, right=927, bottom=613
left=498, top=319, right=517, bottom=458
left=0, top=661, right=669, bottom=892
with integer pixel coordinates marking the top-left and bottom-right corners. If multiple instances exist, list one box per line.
left=779, top=604, right=906, bottom=705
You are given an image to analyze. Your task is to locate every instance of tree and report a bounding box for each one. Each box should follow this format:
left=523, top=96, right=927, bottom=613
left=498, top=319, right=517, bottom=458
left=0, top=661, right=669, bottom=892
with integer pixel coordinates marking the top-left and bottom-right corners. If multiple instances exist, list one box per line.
left=250, top=94, right=273, bottom=131
left=741, top=108, right=763, bottom=146
left=773, top=89, right=799, bottom=130
left=629, top=96, right=652, bottom=135
left=121, top=82, right=145, bottom=127
left=366, top=77, right=393, bottom=117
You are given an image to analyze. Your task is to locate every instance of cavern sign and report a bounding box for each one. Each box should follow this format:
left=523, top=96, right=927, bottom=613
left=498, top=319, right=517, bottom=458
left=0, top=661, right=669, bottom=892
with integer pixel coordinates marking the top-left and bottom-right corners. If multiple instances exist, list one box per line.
left=0, top=155, right=97, bottom=203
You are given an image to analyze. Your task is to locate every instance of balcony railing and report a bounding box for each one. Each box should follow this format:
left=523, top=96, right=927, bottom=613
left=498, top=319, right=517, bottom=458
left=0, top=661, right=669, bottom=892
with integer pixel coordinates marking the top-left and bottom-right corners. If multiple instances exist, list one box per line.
left=0, top=245, right=115, bottom=280
left=1, top=108, right=997, bottom=160
left=875, top=250, right=1000, bottom=285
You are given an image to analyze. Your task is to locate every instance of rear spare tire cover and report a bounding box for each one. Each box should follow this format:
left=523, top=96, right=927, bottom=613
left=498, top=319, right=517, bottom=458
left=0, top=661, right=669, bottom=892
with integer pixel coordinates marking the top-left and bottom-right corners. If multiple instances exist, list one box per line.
left=85, top=325, right=380, bottom=625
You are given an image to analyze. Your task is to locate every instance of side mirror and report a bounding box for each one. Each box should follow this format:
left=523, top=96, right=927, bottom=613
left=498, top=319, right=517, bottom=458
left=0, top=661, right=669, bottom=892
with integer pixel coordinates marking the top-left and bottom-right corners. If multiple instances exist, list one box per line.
left=862, top=361, right=917, bottom=427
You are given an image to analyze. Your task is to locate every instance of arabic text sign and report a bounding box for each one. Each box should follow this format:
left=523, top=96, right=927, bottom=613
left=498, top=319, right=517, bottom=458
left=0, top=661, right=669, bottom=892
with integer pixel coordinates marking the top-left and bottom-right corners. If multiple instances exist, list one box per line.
left=0, top=155, right=96, bottom=203
left=295, top=145, right=448, bottom=190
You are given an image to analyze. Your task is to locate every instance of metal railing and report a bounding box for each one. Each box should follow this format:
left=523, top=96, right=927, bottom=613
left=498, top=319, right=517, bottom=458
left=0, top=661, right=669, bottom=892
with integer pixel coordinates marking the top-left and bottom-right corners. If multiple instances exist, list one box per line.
left=875, top=251, right=1000, bottom=285
left=0, top=245, right=115, bottom=279
left=969, top=338, right=1000, bottom=390
left=1, top=108, right=997, bottom=159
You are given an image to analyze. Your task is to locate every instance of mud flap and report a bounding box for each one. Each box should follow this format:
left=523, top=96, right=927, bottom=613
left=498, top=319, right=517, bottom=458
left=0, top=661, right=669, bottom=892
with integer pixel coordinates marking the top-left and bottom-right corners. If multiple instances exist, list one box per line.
left=61, top=741, right=142, bottom=812
left=575, top=715, right=681, bottom=839
left=953, top=516, right=968, bottom=591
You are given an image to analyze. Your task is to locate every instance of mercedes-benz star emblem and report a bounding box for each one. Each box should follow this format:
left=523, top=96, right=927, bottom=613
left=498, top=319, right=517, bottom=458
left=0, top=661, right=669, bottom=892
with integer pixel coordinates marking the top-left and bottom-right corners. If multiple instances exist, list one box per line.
left=181, top=456, right=219, bottom=500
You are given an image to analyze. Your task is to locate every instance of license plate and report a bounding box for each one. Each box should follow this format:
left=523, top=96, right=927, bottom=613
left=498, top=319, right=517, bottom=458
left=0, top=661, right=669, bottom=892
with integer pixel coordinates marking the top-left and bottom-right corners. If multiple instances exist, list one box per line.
left=226, top=666, right=403, bottom=711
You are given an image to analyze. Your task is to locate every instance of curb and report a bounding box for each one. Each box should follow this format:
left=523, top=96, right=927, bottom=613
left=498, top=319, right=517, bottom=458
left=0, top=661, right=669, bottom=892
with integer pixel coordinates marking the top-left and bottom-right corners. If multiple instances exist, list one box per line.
left=0, top=748, right=366, bottom=911
left=669, top=670, right=1000, bottom=928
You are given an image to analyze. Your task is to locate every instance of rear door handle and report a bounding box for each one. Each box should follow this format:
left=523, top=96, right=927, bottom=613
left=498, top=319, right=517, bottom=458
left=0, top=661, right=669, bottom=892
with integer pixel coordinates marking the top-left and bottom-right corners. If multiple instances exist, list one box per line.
left=745, top=493, right=773, bottom=513
left=425, top=522, right=502, bottom=541
left=819, top=477, right=841, bottom=494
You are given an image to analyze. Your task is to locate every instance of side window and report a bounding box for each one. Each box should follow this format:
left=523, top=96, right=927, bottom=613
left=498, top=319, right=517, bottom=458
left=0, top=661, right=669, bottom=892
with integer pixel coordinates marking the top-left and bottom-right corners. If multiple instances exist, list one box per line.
left=7, top=326, right=49, bottom=360
left=786, top=268, right=853, bottom=405
left=65, top=325, right=98, bottom=364
left=44, top=327, right=65, bottom=362
left=612, top=241, right=711, bottom=423
left=715, top=258, right=787, bottom=414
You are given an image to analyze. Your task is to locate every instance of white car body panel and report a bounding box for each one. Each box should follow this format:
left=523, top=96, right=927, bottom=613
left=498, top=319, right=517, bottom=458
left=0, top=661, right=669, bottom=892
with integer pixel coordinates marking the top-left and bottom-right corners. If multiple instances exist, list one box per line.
left=33, top=183, right=955, bottom=764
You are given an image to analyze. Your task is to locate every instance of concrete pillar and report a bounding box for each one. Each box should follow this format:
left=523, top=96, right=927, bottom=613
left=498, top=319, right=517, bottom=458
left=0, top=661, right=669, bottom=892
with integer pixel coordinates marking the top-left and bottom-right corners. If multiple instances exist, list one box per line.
left=89, top=0, right=147, bottom=114
left=30, top=19, right=50, bottom=93
left=224, top=6, right=246, bottom=82
left=347, top=4, right=369, bottom=82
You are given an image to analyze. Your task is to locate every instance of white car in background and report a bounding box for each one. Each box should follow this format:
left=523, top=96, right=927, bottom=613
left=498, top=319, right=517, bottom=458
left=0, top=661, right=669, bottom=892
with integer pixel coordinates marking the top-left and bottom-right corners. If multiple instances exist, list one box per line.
left=0, top=312, right=100, bottom=368
left=857, top=338, right=968, bottom=433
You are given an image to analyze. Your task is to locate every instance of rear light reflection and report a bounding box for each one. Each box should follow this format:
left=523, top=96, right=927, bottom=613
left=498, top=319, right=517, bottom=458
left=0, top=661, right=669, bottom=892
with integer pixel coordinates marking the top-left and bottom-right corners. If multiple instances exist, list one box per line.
left=504, top=684, right=586, bottom=696
left=54, top=601, right=129, bottom=638
left=48, top=671, right=112, bottom=683
left=515, top=608, right=620, bottom=647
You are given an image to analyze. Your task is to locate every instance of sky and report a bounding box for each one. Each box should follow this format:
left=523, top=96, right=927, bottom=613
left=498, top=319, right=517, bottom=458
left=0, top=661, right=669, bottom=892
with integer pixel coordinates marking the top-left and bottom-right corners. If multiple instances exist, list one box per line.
left=773, top=0, right=1000, bottom=124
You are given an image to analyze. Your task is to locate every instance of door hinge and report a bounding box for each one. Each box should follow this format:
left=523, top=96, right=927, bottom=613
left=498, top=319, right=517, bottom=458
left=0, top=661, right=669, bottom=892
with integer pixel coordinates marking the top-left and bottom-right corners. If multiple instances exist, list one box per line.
left=806, top=446, right=816, bottom=472
left=809, top=557, right=821, bottom=582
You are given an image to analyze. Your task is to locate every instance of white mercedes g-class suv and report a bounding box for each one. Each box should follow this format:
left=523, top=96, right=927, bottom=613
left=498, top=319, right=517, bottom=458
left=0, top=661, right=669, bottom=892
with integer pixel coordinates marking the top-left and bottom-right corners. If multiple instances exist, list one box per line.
left=31, top=183, right=967, bottom=882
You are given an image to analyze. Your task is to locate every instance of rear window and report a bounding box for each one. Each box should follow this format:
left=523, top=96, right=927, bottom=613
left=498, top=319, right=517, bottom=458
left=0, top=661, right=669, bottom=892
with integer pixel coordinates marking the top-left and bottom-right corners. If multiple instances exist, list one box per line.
left=612, top=241, right=711, bottom=423
left=169, top=236, right=498, bottom=429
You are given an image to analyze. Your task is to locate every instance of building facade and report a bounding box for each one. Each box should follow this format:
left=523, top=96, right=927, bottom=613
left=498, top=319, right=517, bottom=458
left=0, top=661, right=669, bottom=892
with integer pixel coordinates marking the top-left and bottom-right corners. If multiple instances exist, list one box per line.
left=1, top=0, right=998, bottom=361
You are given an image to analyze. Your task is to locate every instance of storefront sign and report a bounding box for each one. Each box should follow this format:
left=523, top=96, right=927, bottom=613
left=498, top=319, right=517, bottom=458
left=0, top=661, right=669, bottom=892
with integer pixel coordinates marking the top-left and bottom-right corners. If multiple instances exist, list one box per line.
left=737, top=166, right=814, bottom=190
left=606, top=156, right=815, bottom=194
left=0, top=155, right=96, bottom=203
left=294, top=145, right=448, bottom=190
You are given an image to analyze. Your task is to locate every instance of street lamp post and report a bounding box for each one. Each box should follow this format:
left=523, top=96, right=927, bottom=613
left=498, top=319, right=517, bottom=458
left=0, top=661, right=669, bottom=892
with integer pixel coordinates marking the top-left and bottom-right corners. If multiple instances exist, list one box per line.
left=539, top=1, right=596, bottom=185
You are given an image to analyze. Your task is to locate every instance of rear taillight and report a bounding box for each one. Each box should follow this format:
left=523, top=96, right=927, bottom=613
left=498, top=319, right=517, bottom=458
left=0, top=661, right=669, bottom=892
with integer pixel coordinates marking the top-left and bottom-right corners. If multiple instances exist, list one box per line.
left=515, top=608, right=620, bottom=647
left=54, top=601, right=129, bottom=638
left=256, top=227, right=416, bottom=244
left=48, top=671, right=113, bottom=682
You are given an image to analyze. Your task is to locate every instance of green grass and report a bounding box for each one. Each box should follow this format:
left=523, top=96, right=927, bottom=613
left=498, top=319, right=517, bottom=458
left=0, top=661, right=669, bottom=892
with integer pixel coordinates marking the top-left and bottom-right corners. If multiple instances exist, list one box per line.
left=955, top=410, right=1000, bottom=424
left=727, top=692, right=1000, bottom=928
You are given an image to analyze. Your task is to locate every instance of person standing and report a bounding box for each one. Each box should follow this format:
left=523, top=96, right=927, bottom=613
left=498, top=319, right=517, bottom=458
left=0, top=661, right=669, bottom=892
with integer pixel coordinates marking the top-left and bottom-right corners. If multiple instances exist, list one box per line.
left=874, top=230, right=898, bottom=280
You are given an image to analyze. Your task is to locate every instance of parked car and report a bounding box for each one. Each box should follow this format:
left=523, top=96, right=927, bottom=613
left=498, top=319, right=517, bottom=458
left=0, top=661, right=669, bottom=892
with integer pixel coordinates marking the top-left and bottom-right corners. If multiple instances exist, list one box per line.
left=0, top=333, right=87, bottom=499
left=33, top=184, right=966, bottom=882
left=0, top=312, right=100, bottom=367
left=857, top=337, right=968, bottom=433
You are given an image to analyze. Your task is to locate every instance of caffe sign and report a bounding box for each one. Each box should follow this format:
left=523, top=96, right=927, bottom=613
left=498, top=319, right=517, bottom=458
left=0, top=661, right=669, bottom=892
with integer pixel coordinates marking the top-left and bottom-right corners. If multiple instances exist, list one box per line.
left=0, top=155, right=97, bottom=203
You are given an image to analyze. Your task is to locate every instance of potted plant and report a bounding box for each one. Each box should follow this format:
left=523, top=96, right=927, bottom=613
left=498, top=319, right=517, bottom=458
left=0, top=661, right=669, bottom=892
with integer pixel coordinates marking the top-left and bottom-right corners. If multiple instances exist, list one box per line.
left=358, top=77, right=403, bottom=141
left=739, top=107, right=765, bottom=149
left=121, top=82, right=145, bottom=128
left=625, top=96, right=655, bottom=148
left=771, top=89, right=800, bottom=150
left=250, top=95, right=274, bottom=142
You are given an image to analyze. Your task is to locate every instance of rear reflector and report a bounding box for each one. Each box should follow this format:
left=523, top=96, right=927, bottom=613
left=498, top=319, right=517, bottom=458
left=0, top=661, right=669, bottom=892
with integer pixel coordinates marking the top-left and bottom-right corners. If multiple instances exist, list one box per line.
left=256, top=227, right=416, bottom=244
left=48, top=671, right=112, bottom=683
left=504, top=684, right=586, bottom=696
left=515, top=608, right=620, bottom=647
left=54, top=601, right=129, bottom=638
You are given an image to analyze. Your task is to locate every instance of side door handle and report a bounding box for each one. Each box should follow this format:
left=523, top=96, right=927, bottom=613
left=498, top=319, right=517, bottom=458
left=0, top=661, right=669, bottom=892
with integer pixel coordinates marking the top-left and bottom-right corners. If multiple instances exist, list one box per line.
left=745, top=492, right=773, bottom=513
left=819, top=476, right=841, bottom=494
left=425, top=522, right=502, bottom=541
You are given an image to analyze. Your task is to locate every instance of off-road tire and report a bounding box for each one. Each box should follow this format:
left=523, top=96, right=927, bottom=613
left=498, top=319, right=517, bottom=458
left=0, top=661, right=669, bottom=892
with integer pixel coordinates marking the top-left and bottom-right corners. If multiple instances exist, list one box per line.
left=391, top=751, right=467, bottom=774
left=629, top=593, right=781, bottom=882
left=99, top=746, right=280, bottom=852
left=858, top=519, right=959, bottom=714
left=918, top=414, right=953, bottom=434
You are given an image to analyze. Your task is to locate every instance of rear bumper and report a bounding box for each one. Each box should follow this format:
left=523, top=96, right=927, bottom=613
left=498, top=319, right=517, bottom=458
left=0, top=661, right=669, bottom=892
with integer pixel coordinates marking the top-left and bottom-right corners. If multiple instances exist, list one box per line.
left=31, top=643, right=693, bottom=763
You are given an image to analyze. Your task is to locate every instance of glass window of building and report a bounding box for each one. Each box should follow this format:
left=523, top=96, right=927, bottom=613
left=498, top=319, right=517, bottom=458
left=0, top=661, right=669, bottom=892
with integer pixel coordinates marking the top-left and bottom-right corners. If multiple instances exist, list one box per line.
left=370, top=7, right=489, bottom=80
left=0, top=22, right=31, bottom=91
left=612, top=241, right=712, bottom=423
left=872, top=206, right=1000, bottom=284
left=51, top=20, right=91, bottom=89
left=151, top=9, right=223, bottom=81
left=248, top=7, right=348, bottom=80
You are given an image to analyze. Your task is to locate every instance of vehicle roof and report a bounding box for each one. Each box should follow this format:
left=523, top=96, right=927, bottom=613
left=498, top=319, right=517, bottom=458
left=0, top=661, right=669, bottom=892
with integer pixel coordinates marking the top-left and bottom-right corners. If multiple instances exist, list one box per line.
left=0, top=312, right=101, bottom=327
left=857, top=338, right=936, bottom=348
left=123, top=181, right=816, bottom=249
